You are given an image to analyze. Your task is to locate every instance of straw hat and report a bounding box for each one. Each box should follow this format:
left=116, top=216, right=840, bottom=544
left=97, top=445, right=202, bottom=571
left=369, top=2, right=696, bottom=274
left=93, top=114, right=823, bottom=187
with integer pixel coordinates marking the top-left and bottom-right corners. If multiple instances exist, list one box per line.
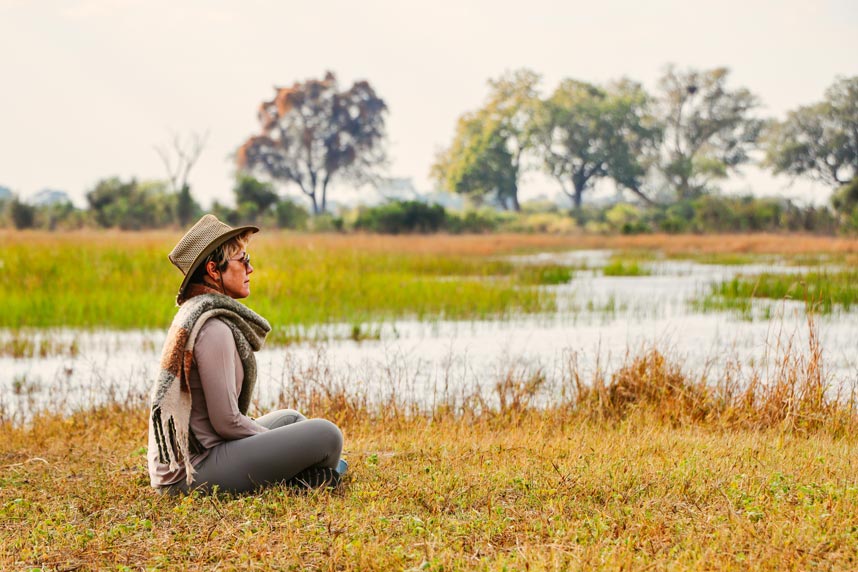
left=169, top=214, right=259, bottom=301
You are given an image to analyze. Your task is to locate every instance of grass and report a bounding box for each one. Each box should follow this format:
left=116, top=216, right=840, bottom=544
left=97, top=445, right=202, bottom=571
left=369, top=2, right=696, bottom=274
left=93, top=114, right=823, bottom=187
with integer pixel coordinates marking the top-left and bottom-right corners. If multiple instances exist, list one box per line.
left=667, top=252, right=764, bottom=266
left=700, top=270, right=858, bottom=317
left=10, top=230, right=857, bottom=332
left=5, top=229, right=858, bottom=568
left=2, top=231, right=581, bottom=331
left=602, top=258, right=650, bottom=277
left=0, top=331, right=79, bottom=359
left=4, top=407, right=858, bottom=570
left=2, top=321, right=857, bottom=570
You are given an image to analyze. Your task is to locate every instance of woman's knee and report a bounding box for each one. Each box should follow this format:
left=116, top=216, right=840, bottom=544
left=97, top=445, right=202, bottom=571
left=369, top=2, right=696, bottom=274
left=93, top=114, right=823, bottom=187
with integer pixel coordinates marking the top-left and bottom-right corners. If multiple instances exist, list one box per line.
left=306, top=418, right=343, bottom=454
left=282, top=408, right=307, bottom=424
left=257, top=408, right=307, bottom=429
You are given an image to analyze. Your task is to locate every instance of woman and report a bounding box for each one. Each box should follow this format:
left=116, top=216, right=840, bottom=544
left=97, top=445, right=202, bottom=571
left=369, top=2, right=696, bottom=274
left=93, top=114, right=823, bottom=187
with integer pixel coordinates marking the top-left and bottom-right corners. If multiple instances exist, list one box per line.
left=148, top=214, right=345, bottom=494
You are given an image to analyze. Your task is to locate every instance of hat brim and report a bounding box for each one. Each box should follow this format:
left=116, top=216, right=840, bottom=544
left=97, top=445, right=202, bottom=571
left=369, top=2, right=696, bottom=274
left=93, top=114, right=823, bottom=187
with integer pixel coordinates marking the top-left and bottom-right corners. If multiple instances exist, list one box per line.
left=176, top=224, right=259, bottom=301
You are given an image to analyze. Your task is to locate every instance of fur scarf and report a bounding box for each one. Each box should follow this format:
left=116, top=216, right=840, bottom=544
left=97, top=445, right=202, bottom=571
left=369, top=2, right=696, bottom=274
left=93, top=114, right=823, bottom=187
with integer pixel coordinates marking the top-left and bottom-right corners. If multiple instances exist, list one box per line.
left=149, top=284, right=271, bottom=484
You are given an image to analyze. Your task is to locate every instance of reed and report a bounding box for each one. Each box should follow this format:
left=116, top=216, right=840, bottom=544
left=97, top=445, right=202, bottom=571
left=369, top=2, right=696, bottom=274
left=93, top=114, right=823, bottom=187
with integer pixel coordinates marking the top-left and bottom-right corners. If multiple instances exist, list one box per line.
left=703, top=270, right=858, bottom=315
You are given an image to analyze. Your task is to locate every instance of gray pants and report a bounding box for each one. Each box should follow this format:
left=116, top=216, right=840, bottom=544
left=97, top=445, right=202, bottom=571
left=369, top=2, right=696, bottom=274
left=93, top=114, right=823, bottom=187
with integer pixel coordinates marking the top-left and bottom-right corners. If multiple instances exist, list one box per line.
left=165, top=409, right=343, bottom=494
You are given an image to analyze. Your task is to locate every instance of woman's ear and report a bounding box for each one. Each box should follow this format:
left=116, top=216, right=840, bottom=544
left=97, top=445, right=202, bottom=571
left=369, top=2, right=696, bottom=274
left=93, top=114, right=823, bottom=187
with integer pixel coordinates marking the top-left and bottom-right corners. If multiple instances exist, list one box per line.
left=205, top=260, right=220, bottom=280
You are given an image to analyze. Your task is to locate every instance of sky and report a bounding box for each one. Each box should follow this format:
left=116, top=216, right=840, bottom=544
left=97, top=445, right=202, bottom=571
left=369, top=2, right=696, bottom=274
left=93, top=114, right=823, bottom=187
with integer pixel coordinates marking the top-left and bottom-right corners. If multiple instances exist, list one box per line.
left=1, top=0, right=856, bottom=209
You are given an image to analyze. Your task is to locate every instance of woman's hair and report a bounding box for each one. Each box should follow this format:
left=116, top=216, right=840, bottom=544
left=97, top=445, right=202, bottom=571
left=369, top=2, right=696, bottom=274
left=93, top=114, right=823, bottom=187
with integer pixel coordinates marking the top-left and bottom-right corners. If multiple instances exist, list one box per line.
left=188, top=231, right=253, bottom=285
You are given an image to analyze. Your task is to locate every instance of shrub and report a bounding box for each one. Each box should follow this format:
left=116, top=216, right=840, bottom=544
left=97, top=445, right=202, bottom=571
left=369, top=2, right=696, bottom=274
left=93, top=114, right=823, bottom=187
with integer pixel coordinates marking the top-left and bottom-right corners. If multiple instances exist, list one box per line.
left=501, top=212, right=579, bottom=234
left=8, top=197, right=35, bottom=229
left=33, top=201, right=80, bottom=230
left=605, top=203, right=650, bottom=234
left=353, top=200, right=447, bottom=234
left=445, top=208, right=507, bottom=233
left=306, top=213, right=344, bottom=232
left=275, top=199, right=310, bottom=230
left=85, top=178, right=175, bottom=229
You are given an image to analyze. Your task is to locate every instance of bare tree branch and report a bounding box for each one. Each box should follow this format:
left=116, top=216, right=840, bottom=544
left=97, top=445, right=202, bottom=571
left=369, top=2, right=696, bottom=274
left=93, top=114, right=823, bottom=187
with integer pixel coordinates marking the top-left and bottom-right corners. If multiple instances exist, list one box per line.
left=154, top=131, right=209, bottom=193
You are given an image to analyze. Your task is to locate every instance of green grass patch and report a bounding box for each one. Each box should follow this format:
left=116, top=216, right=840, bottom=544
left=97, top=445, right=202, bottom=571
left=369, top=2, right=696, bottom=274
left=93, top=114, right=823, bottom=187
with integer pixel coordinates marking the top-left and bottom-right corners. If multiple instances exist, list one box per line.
left=2, top=233, right=564, bottom=330
left=666, top=252, right=762, bottom=266
left=602, top=257, right=650, bottom=277
left=662, top=251, right=850, bottom=268
left=698, top=270, right=858, bottom=315
left=514, top=264, right=574, bottom=285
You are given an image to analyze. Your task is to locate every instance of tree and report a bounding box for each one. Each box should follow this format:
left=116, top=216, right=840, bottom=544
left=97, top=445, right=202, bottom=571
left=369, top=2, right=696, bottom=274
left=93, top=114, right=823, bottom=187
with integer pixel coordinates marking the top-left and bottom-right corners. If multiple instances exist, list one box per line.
left=233, top=174, right=279, bottom=224
left=8, top=196, right=35, bottom=229
left=432, top=113, right=517, bottom=209
left=237, top=71, right=387, bottom=215
left=274, top=198, right=310, bottom=230
left=765, top=76, right=858, bottom=191
left=832, top=178, right=858, bottom=214
left=432, top=69, right=540, bottom=211
left=601, top=80, right=662, bottom=205
left=85, top=177, right=175, bottom=229
left=155, top=132, right=206, bottom=226
left=533, top=79, right=654, bottom=210
left=657, top=66, right=764, bottom=199
left=86, top=177, right=138, bottom=228
left=33, top=199, right=78, bottom=230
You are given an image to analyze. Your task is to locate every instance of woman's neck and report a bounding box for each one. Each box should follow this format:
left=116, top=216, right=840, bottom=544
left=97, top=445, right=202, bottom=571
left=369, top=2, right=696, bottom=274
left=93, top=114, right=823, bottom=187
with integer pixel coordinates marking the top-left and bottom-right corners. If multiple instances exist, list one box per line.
left=181, top=281, right=226, bottom=304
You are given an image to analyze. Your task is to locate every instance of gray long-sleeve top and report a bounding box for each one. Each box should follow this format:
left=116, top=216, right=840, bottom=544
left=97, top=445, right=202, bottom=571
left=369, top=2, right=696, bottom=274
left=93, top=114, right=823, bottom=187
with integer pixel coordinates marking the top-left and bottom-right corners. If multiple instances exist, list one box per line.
left=148, top=318, right=268, bottom=487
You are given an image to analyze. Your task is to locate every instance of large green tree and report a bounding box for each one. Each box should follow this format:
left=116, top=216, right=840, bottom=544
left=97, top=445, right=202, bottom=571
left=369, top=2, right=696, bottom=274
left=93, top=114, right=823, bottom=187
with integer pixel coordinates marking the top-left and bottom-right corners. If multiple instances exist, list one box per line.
left=431, top=112, right=517, bottom=209
left=600, top=79, right=662, bottom=205
left=238, top=72, right=387, bottom=215
left=765, top=76, right=858, bottom=190
left=533, top=79, right=606, bottom=210
left=432, top=69, right=540, bottom=211
left=657, top=66, right=764, bottom=199
left=533, top=79, right=659, bottom=210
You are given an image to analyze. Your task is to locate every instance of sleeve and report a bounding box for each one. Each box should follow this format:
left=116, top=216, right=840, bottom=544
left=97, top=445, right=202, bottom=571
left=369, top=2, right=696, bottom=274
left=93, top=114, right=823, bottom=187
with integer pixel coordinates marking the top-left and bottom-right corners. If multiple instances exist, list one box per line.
left=194, top=319, right=269, bottom=440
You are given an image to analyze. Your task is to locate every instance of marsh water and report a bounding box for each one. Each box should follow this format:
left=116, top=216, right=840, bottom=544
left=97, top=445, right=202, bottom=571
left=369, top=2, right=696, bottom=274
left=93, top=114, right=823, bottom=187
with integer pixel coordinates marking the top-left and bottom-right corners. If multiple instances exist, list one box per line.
left=3, top=250, right=856, bottom=421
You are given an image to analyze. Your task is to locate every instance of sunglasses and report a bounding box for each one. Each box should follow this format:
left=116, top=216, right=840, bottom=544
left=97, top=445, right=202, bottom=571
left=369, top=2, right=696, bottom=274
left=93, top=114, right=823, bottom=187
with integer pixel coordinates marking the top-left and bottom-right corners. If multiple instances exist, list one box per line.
left=229, top=253, right=252, bottom=271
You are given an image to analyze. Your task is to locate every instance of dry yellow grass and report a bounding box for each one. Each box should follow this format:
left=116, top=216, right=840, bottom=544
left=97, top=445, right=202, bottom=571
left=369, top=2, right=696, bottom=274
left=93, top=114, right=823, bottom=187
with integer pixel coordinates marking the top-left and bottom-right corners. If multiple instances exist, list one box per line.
left=276, top=231, right=858, bottom=258
left=6, top=229, right=858, bottom=257
left=2, top=327, right=857, bottom=570
left=2, top=404, right=857, bottom=571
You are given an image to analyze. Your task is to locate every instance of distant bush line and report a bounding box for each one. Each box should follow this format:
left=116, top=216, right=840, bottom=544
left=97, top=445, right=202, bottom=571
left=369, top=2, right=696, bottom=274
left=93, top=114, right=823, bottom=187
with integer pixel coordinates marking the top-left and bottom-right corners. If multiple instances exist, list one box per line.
left=0, top=172, right=846, bottom=235
left=0, top=193, right=846, bottom=235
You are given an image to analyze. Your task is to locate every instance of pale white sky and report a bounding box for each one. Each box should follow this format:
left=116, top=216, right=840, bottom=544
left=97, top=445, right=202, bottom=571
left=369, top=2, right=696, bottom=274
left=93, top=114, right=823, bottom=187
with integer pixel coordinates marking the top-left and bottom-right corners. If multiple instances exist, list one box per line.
left=1, top=0, right=856, bottom=208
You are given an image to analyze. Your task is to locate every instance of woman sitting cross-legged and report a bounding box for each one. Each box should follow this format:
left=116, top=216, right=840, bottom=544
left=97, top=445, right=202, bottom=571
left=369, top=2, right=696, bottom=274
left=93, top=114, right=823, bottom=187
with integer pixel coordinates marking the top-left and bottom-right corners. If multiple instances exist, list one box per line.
left=147, top=214, right=346, bottom=494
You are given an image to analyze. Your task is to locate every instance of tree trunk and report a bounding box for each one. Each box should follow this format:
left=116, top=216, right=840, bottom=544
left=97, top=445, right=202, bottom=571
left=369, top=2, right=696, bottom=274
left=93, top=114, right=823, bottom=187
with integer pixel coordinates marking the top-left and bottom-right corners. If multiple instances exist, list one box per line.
left=571, top=170, right=587, bottom=210
left=177, top=184, right=194, bottom=226
left=297, top=179, right=319, bottom=215
left=320, top=182, right=328, bottom=215
left=627, top=184, right=656, bottom=206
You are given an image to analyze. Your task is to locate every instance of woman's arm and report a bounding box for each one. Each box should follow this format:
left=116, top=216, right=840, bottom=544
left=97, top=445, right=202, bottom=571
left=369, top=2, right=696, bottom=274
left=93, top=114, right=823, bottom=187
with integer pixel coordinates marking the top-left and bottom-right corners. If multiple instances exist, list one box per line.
left=195, top=319, right=269, bottom=440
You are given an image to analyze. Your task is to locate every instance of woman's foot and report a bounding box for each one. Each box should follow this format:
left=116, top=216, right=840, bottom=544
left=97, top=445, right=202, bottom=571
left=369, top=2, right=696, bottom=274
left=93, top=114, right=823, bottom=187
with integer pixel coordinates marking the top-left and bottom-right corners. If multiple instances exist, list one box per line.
left=288, top=466, right=341, bottom=490
left=336, top=458, right=348, bottom=475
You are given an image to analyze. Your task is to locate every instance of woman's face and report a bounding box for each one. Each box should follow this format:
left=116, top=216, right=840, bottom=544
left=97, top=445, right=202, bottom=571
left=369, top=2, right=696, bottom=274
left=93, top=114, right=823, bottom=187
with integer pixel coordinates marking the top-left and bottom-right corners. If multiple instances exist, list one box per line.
left=220, top=250, right=254, bottom=299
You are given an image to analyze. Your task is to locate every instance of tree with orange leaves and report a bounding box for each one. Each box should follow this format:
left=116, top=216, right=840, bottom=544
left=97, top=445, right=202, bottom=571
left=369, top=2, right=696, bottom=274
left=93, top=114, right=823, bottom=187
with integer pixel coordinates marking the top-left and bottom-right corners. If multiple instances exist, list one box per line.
left=237, top=72, right=387, bottom=215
